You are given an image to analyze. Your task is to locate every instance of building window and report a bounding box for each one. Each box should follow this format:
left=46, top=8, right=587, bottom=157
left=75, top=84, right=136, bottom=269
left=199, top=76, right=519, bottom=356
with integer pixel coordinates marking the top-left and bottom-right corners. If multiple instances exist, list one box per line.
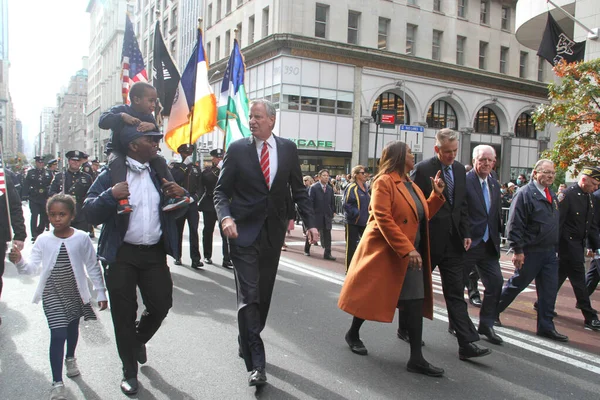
left=500, top=46, right=509, bottom=74
left=238, top=0, right=243, bottom=6
left=408, top=0, right=417, bottom=5
left=225, top=30, right=231, bottom=55
left=347, top=11, right=360, bottom=45
left=171, top=6, right=177, bottom=27
left=432, top=30, right=442, bottom=61
left=501, top=6, right=510, bottom=31
left=519, top=51, right=528, bottom=78
left=315, top=4, right=328, bottom=38
left=378, top=18, right=390, bottom=50
left=456, top=36, right=466, bottom=65
left=433, top=0, right=441, bottom=12
left=262, top=7, right=269, bottom=38
left=427, top=100, right=458, bottom=130
left=479, top=41, right=488, bottom=69
left=480, top=1, right=489, bottom=25
left=474, top=107, right=500, bottom=135
left=372, top=92, right=411, bottom=125
left=248, top=15, right=255, bottom=44
left=207, top=42, right=212, bottom=62
left=170, top=39, right=176, bottom=59
left=236, top=23, right=243, bottom=47
left=537, top=56, right=544, bottom=82
left=226, top=0, right=231, bottom=14
left=217, top=0, right=222, bottom=21
left=163, top=18, right=169, bottom=34
left=215, top=36, right=220, bottom=60
left=207, top=4, right=213, bottom=27
left=514, top=113, right=537, bottom=139
left=457, top=0, right=466, bottom=18
left=406, top=24, right=417, bottom=55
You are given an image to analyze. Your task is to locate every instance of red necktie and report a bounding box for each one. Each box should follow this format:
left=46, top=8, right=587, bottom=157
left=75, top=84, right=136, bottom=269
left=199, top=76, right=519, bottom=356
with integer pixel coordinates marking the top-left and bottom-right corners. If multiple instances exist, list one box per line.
left=323, top=185, right=326, bottom=193
left=544, top=187, right=552, bottom=203
left=260, top=142, right=270, bottom=188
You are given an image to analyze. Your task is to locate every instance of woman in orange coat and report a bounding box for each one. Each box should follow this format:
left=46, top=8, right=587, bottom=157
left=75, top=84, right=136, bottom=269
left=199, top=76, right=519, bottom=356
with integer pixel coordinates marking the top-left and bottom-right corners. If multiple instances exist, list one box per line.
left=338, top=140, right=446, bottom=377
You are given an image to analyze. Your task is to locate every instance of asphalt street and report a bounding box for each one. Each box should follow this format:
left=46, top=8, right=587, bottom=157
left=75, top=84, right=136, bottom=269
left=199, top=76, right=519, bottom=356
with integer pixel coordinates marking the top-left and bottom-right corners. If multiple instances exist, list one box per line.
left=1, top=208, right=600, bottom=399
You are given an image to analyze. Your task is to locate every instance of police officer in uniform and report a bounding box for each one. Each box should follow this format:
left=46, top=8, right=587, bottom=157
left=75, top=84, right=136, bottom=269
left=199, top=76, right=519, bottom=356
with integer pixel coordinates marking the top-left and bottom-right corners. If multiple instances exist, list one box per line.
left=555, top=167, right=600, bottom=331
left=90, top=158, right=101, bottom=180
left=49, top=150, right=93, bottom=232
left=199, top=148, right=232, bottom=269
left=170, top=144, right=203, bottom=269
left=46, top=159, right=58, bottom=177
left=80, top=153, right=93, bottom=176
left=22, top=156, right=53, bottom=241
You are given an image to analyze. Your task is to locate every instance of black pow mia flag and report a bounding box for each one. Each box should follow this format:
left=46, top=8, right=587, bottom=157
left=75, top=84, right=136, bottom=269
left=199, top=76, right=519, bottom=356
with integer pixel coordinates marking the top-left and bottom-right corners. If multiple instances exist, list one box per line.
left=153, top=21, right=181, bottom=116
left=537, top=12, right=586, bottom=65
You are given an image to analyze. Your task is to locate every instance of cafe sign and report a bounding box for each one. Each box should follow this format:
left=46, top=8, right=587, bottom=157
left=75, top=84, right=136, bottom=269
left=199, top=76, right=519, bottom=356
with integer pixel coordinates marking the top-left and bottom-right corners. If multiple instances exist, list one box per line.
left=290, top=138, right=334, bottom=149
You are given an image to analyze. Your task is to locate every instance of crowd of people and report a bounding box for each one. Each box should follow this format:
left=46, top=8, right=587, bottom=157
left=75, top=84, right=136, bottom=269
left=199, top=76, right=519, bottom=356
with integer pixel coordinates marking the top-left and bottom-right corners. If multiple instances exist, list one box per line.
left=1, top=86, right=599, bottom=398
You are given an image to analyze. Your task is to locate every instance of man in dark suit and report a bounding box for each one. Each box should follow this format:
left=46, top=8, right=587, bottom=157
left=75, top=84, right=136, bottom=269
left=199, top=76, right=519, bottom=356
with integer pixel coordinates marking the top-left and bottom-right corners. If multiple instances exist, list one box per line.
left=586, top=188, right=600, bottom=294
left=304, top=169, right=336, bottom=260
left=199, top=148, right=232, bottom=269
left=214, top=99, right=318, bottom=387
left=464, top=145, right=504, bottom=344
left=408, top=128, right=491, bottom=360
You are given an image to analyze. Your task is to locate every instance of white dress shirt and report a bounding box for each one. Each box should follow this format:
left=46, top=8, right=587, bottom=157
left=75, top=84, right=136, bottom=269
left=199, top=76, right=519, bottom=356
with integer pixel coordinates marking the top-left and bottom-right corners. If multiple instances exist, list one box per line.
left=533, top=180, right=548, bottom=198
left=254, top=134, right=278, bottom=189
left=123, top=156, right=162, bottom=245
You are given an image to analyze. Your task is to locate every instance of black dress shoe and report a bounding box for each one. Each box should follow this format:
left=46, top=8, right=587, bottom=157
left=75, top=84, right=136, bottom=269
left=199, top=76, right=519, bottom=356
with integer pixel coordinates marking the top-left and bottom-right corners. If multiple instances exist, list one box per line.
left=478, top=325, right=503, bottom=345
left=584, top=319, right=600, bottom=331
left=204, top=258, right=213, bottom=265
left=407, top=361, right=444, bottom=377
left=397, top=329, right=425, bottom=346
left=137, top=343, right=147, bottom=364
left=448, top=327, right=457, bottom=337
left=191, top=260, right=204, bottom=270
left=533, top=302, right=558, bottom=317
left=324, top=254, right=337, bottom=261
left=537, top=329, right=569, bottom=342
left=469, top=297, right=482, bottom=307
left=248, top=368, right=267, bottom=387
left=494, top=316, right=502, bottom=327
left=304, top=252, right=311, bottom=256
left=174, top=259, right=183, bottom=266
left=458, top=342, right=492, bottom=360
left=222, top=260, right=234, bottom=269
left=120, top=378, right=139, bottom=395
left=345, top=332, right=368, bottom=355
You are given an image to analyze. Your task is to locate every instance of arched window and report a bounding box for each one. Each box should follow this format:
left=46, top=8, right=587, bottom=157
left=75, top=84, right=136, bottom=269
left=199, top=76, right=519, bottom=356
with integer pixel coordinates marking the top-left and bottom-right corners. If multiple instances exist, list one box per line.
left=514, top=113, right=537, bottom=139
left=427, top=100, right=458, bottom=130
left=372, top=92, right=410, bottom=125
left=474, top=107, right=500, bottom=135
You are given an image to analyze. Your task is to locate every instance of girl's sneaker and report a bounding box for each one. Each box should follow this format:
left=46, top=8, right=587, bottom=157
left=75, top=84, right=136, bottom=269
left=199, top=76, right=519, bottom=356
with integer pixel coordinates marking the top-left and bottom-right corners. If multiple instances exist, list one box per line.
left=65, top=357, right=80, bottom=378
left=50, top=381, right=67, bottom=400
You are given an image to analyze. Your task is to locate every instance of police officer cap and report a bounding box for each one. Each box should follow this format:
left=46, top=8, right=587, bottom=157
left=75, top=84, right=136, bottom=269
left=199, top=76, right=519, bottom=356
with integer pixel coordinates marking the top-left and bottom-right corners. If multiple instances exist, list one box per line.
left=33, top=156, right=44, bottom=162
left=210, top=148, right=224, bottom=158
left=120, top=125, right=163, bottom=149
left=91, top=158, right=100, bottom=164
left=104, top=142, right=113, bottom=155
left=66, top=150, right=84, bottom=160
left=581, top=166, right=600, bottom=180
left=177, top=144, right=195, bottom=154
left=81, top=152, right=89, bottom=159
left=47, top=159, right=58, bottom=166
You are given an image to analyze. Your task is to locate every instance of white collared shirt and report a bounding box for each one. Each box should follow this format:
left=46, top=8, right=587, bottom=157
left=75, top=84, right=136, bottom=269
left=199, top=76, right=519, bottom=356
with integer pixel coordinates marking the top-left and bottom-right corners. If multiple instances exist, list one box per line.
left=254, top=134, right=278, bottom=188
left=533, top=180, right=548, bottom=198
left=123, top=156, right=162, bottom=245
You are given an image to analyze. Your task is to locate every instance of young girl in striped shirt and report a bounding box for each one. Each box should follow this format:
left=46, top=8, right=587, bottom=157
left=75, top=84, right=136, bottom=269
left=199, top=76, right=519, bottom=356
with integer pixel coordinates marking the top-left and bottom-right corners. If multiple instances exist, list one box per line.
left=9, top=194, right=108, bottom=400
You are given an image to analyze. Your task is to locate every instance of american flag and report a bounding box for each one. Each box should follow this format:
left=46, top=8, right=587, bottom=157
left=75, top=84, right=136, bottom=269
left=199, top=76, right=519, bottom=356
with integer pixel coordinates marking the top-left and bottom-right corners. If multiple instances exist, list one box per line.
left=121, top=15, right=148, bottom=103
left=0, top=155, right=5, bottom=196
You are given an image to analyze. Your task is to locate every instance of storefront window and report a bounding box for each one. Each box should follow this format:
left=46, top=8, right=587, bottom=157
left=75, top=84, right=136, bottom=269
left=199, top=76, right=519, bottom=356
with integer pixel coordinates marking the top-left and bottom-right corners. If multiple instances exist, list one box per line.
left=372, top=92, right=410, bottom=124
left=514, top=112, right=536, bottom=139
left=474, top=106, right=500, bottom=135
left=427, top=100, right=458, bottom=129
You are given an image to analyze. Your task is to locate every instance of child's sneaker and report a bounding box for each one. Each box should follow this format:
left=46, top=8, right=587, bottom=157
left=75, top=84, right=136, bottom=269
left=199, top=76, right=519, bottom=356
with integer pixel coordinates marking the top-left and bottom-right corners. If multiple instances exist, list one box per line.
left=50, top=381, right=67, bottom=400
left=64, top=357, right=80, bottom=378
left=117, top=199, right=133, bottom=215
left=162, top=196, right=191, bottom=212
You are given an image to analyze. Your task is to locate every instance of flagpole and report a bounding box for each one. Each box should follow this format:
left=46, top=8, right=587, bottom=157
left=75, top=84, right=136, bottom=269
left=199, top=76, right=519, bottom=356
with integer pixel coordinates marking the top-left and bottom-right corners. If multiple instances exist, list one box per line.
left=546, top=0, right=599, bottom=39
left=189, top=19, right=203, bottom=148
left=0, top=134, right=13, bottom=244
left=221, top=30, right=239, bottom=151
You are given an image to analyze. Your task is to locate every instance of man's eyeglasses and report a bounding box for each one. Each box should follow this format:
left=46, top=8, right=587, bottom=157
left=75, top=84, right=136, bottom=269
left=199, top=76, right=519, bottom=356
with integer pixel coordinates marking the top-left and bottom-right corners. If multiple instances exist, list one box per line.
left=538, top=170, right=556, bottom=176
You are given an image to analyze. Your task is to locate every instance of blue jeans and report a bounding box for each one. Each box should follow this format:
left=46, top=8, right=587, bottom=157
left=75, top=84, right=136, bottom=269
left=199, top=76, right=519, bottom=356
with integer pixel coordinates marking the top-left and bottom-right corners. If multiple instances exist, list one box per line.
left=498, top=249, right=558, bottom=333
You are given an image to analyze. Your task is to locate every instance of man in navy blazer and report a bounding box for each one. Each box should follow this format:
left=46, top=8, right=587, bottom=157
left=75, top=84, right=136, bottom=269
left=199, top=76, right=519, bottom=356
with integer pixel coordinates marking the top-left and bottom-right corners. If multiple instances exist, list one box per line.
left=304, top=169, right=336, bottom=260
left=214, top=99, right=318, bottom=387
left=464, top=145, right=504, bottom=345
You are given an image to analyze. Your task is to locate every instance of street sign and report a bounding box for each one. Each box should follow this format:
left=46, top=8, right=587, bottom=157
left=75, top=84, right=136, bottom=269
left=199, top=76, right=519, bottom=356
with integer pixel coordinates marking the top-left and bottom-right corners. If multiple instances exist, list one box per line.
left=379, top=110, right=396, bottom=128
left=399, top=124, right=424, bottom=153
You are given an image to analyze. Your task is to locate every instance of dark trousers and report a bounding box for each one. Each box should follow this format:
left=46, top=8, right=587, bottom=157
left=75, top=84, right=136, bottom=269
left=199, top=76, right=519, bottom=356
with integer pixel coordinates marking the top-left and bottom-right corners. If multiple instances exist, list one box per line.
left=176, top=202, right=200, bottom=262
left=587, top=259, right=600, bottom=295
left=434, top=239, right=480, bottom=346
left=29, top=201, right=48, bottom=238
left=0, top=241, right=5, bottom=298
left=345, top=224, right=365, bottom=271
left=104, top=243, right=173, bottom=379
left=466, top=268, right=480, bottom=299
left=558, top=259, right=598, bottom=322
left=202, top=210, right=230, bottom=262
left=464, top=241, right=503, bottom=328
left=498, top=249, right=558, bottom=333
left=304, top=227, right=332, bottom=256
left=230, top=225, right=284, bottom=372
